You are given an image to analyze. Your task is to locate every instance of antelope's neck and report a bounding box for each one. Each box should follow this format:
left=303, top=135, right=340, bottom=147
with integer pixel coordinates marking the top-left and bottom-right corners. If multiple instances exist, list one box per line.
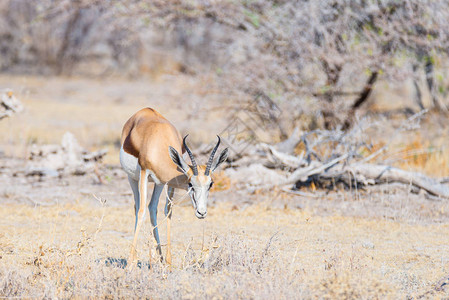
left=167, top=173, right=190, bottom=190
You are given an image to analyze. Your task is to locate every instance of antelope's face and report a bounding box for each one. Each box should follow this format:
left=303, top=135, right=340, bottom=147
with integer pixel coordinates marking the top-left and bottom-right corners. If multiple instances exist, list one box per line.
left=188, top=169, right=213, bottom=218
left=169, top=135, right=228, bottom=219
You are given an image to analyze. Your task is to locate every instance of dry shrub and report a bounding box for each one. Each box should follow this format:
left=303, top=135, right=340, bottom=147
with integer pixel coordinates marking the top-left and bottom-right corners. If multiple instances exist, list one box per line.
left=0, top=269, right=27, bottom=298
left=385, top=134, right=449, bottom=177
left=0, top=238, right=404, bottom=299
left=316, top=271, right=393, bottom=299
left=0, top=233, right=306, bottom=299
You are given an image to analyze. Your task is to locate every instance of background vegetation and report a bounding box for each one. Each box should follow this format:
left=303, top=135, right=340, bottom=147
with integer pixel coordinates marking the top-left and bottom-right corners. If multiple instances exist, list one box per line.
left=0, top=1, right=448, bottom=298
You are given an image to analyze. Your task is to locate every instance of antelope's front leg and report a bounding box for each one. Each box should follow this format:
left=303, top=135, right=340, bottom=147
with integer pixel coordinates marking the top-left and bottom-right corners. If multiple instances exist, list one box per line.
left=128, top=169, right=148, bottom=267
left=165, top=187, right=175, bottom=266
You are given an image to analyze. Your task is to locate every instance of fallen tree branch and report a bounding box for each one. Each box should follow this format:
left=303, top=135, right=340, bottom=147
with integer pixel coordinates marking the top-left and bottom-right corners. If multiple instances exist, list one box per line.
left=416, top=272, right=449, bottom=298
left=258, top=153, right=348, bottom=190
left=281, top=187, right=321, bottom=198
left=24, top=132, right=108, bottom=177
left=260, top=143, right=306, bottom=169
left=285, top=153, right=349, bottom=185
left=345, top=163, right=449, bottom=198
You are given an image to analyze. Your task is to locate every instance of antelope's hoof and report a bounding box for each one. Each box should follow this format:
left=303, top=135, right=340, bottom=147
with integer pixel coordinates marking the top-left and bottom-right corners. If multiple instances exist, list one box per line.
left=166, top=251, right=172, bottom=269
left=127, top=254, right=137, bottom=270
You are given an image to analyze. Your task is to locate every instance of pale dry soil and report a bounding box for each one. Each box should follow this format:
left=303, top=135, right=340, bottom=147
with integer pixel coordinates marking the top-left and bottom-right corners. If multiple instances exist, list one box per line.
left=0, top=161, right=448, bottom=298
left=0, top=75, right=448, bottom=298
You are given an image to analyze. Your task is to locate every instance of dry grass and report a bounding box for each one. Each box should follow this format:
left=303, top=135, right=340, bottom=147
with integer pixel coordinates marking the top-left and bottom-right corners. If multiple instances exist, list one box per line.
left=0, top=199, right=448, bottom=298
left=362, top=131, right=449, bottom=178
left=391, top=135, right=449, bottom=178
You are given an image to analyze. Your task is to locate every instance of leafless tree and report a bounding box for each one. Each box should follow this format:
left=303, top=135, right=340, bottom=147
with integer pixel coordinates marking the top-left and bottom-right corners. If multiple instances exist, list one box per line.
left=0, top=0, right=448, bottom=129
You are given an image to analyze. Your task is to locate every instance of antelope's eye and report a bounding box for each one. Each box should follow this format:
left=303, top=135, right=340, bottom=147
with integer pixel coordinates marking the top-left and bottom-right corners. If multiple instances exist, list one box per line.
left=209, top=181, right=214, bottom=190
left=188, top=183, right=193, bottom=189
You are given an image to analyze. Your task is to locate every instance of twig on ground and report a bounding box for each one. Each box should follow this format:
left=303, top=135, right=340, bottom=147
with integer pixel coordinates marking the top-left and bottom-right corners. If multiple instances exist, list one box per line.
left=258, top=230, right=280, bottom=273
left=281, top=187, right=321, bottom=198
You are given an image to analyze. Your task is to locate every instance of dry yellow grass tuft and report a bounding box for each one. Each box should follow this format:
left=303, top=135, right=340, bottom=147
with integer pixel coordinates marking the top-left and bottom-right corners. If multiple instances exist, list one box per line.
left=358, top=131, right=449, bottom=178
left=382, top=134, right=449, bottom=178
left=397, top=138, right=449, bottom=178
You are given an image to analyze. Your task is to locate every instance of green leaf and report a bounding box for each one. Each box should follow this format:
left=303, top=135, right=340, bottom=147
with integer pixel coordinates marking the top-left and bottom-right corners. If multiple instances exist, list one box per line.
left=244, top=10, right=260, bottom=28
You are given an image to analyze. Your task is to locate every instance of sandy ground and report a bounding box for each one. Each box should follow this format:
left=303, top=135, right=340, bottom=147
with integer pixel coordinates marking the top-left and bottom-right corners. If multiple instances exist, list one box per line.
left=1, top=162, right=448, bottom=298
left=0, top=75, right=448, bottom=298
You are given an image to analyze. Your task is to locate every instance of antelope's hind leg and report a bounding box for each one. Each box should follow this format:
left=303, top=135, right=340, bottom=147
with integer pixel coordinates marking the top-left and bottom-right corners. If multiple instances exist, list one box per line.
left=128, top=170, right=149, bottom=267
left=148, top=184, right=164, bottom=262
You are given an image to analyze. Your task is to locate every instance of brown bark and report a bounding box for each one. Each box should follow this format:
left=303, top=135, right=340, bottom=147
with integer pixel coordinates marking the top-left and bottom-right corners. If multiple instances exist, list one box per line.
left=342, top=71, right=378, bottom=130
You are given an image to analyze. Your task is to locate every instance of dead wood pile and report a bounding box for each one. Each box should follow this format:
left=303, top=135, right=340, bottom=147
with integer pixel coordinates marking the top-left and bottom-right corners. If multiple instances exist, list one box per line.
left=22, top=132, right=107, bottom=178
left=0, top=89, right=23, bottom=120
left=222, top=116, right=449, bottom=199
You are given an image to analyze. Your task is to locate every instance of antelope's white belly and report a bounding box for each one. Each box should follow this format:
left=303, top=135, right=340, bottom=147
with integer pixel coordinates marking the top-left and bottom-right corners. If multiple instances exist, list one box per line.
left=119, top=146, right=161, bottom=184
left=120, top=146, right=140, bottom=181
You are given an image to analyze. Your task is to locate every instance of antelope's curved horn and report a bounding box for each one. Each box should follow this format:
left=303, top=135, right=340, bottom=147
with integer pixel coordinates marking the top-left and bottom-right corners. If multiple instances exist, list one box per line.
left=183, top=135, right=198, bottom=176
left=205, top=136, right=220, bottom=176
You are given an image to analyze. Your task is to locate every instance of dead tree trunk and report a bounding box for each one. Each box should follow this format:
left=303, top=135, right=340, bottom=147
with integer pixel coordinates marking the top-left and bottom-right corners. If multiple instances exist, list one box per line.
left=424, top=56, right=448, bottom=112
left=342, top=71, right=378, bottom=130
left=346, top=163, right=449, bottom=198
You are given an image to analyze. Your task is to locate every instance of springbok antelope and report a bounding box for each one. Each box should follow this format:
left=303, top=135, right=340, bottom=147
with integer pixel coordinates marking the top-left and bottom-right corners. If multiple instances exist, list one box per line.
left=120, top=108, right=228, bottom=266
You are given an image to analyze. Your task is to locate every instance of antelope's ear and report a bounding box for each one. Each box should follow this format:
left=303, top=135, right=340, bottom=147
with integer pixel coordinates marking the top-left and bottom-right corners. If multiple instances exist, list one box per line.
left=169, top=146, right=189, bottom=174
left=210, top=148, right=228, bottom=173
